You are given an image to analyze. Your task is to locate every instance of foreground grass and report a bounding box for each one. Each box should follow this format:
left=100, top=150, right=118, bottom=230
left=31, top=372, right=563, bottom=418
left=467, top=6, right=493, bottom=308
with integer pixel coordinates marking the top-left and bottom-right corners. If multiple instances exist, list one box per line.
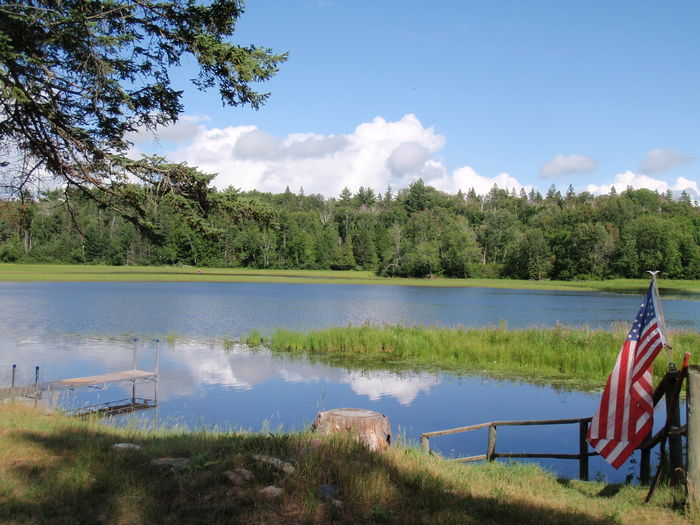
left=1, top=263, right=699, bottom=294
left=245, top=325, right=700, bottom=391
left=0, top=404, right=691, bottom=524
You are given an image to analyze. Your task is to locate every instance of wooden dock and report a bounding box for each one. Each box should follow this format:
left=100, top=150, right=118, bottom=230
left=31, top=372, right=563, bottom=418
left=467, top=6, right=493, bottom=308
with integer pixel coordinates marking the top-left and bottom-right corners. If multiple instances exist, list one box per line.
left=4, top=340, right=161, bottom=418
left=47, top=369, right=157, bottom=390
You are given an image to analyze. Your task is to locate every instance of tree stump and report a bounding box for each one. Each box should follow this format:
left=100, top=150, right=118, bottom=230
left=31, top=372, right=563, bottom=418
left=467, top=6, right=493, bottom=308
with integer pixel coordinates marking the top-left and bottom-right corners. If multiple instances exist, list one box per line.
left=312, top=408, right=391, bottom=451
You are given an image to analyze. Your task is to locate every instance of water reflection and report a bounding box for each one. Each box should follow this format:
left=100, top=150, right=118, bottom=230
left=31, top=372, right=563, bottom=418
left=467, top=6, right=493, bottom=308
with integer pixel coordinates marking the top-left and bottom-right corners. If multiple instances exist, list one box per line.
left=1, top=334, right=666, bottom=483
left=141, top=341, right=441, bottom=406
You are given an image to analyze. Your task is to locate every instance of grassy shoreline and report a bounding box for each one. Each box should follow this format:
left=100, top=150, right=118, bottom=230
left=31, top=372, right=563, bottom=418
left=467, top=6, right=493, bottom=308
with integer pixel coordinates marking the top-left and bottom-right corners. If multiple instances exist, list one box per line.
left=1, top=262, right=699, bottom=294
left=0, top=403, right=692, bottom=524
left=244, top=325, right=700, bottom=391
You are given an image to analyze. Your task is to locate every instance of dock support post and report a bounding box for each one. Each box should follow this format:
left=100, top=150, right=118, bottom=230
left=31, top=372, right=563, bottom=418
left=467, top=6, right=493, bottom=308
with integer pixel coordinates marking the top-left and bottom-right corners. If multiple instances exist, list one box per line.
left=155, top=339, right=160, bottom=376
left=33, top=366, right=39, bottom=408
left=152, top=339, right=160, bottom=430
left=131, top=338, right=137, bottom=404
left=687, top=365, right=700, bottom=513
left=579, top=419, right=589, bottom=481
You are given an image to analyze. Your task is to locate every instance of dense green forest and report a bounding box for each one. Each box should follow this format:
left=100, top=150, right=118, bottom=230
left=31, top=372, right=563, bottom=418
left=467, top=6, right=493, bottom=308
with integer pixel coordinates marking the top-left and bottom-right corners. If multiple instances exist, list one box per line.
left=1, top=180, right=698, bottom=280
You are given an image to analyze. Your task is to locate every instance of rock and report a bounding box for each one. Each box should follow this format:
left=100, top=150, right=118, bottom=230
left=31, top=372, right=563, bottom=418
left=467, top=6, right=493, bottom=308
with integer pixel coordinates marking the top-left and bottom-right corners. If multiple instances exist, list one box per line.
left=259, top=485, right=284, bottom=498
left=331, top=499, right=343, bottom=508
left=317, top=484, right=340, bottom=501
left=225, top=468, right=254, bottom=486
left=252, top=454, right=295, bottom=473
left=112, top=443, right=141, bottom=451
left=151, top=457, right=190, bottom=469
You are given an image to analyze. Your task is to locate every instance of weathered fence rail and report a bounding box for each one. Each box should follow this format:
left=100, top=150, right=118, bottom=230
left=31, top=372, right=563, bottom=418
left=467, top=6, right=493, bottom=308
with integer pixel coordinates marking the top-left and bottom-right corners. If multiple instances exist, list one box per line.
left=421, top=417, right=596, bottom=481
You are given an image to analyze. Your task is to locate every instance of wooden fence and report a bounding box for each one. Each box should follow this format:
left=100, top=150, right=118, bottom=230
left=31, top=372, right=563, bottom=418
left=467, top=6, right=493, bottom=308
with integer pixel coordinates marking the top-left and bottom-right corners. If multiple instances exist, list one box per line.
left=421, top=417, right=595, bottom=481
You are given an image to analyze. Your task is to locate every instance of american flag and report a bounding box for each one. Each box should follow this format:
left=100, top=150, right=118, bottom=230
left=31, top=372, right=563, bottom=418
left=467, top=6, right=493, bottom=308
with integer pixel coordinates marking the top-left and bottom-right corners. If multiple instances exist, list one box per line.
left=587, top=281, right=668, bottom=469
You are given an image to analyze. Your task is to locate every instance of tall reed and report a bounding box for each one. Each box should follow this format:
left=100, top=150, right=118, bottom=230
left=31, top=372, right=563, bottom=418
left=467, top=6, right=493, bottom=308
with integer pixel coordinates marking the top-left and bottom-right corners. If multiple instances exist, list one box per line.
left=245, top=324, right=699, bottom=389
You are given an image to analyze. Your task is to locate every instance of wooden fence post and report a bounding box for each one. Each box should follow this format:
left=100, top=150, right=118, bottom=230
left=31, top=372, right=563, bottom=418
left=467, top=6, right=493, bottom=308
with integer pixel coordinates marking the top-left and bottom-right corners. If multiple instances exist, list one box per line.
left=486, top=425, right=497, bottom=460
left=579, top=419, right=589, bottom=481
left=665, top=370, right=684, bottom=486
left=688, top=365, right=700, bottom=512
left=640, top=447, right=651, bottom=485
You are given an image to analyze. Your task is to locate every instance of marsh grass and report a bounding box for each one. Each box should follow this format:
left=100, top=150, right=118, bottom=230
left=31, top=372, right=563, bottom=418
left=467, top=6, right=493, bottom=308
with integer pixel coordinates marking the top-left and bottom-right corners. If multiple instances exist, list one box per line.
left=0, top=403, right=692, bottom=524
left=1, top=263, right=699, bottom=294
left=245, top=325, right=700, bottom=390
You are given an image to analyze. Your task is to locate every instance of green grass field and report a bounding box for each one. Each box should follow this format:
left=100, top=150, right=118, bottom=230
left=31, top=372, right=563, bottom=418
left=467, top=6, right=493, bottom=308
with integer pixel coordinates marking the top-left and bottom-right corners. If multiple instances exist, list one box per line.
left=1, top=263, right=699, bottom=294
left=0, top=403, right=692, bottom=524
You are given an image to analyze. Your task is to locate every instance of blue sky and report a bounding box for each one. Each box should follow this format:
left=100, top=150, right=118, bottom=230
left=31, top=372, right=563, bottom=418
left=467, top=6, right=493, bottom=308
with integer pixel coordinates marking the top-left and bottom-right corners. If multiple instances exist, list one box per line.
left=130, top=0, right=700, bottom=199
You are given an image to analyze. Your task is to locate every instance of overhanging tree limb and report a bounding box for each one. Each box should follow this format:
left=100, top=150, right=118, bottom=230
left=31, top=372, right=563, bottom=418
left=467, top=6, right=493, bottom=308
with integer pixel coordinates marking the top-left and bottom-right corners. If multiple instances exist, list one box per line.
left=0, top=0, right=286, bottom=237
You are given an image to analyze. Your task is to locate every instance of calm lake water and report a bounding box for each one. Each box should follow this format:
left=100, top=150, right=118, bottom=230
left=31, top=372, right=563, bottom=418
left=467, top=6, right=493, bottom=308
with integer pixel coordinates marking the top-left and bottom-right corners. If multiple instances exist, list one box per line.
left=1, top=281, right=698, bottom=483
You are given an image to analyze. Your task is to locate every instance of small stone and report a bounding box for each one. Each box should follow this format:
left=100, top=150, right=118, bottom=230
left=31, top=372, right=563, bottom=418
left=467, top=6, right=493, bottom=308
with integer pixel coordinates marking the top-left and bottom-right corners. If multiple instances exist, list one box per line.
left=151, top=457, right=190, bottom=469
left=259, top=485, right=284, bottom=498
left=112, top=443, right=141, bottom=452
left=317, top=483, right=340, bottom=501
left=252, top=454, right=295, bottom=473
left=225, top=468, right=254, bottom=486
left=331, top=499, right=343, bottom=508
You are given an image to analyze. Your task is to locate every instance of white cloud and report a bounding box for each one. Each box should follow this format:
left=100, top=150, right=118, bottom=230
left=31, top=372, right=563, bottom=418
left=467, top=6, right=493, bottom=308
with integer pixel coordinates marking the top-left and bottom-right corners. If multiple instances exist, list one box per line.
left=539, top=154, right=598, bottom=178
left=234, top=130, right=283, bottom=160
left=639, top=148, right=694, bottom=175
left=427, top=165, right=531, bottom=195
left=386, top=142, right=432, bottom=175
left=585, top=170, right=700, bottom=200
left=127, top=115, right=210, bottom=146
left=155, top=113, right=528, bottom=197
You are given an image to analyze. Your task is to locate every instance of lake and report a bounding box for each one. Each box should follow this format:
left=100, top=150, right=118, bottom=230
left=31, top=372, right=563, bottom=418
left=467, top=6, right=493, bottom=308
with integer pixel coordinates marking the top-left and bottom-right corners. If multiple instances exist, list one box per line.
left=1, top=281, right=697, bottom=483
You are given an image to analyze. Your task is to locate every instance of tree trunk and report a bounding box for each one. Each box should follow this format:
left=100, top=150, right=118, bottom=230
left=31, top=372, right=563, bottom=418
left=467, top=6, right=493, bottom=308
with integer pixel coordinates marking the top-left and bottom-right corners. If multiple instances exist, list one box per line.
left=312, top=408, right=391, bottom=451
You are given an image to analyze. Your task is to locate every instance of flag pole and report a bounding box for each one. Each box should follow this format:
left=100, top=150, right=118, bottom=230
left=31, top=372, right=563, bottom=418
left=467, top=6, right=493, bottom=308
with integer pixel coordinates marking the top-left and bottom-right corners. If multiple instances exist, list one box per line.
left=647, top=270, right=674, bottom=368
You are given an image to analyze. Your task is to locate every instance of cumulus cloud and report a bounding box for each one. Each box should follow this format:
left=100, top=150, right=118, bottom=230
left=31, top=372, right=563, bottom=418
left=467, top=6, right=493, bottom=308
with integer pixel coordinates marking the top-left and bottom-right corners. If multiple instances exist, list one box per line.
left=585, top=170, right=700, bottom=200
left=539, top=154, right=598, bottom=179
left=426, top=165, right=530, bottom=195
left=127, top=115, right=209, bottom=146
left=638, top=148, right=694, bottom=174
left=160, top=113, right=529, bottom=197
left=386, top=142, right=432, bottom=175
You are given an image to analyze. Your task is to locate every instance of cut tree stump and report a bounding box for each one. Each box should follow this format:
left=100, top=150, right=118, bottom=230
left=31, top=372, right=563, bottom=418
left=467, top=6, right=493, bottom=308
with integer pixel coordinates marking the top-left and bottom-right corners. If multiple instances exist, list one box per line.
left=312, top=408, right=391, bottom=451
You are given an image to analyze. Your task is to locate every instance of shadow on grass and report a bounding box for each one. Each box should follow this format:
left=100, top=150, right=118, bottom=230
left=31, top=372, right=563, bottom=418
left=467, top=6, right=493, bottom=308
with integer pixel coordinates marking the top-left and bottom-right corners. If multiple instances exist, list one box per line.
left=2, top=424, right=626, bottom=524
left=558, top=478, right=624, bottom=499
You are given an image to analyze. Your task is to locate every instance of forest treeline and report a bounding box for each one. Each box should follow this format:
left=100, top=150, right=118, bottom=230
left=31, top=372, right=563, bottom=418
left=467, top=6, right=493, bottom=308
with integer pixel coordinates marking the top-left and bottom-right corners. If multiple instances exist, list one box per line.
left=1, top=179, right=699, bottom=280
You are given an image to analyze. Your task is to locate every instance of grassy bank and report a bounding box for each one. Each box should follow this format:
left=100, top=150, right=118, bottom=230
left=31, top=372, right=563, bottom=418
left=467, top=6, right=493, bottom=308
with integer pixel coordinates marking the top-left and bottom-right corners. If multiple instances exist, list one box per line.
left=244, top=325, right=700, bottom=390
left=1, top=263, right=699, bottom=294
left=0, top=403, right=691, bottom=524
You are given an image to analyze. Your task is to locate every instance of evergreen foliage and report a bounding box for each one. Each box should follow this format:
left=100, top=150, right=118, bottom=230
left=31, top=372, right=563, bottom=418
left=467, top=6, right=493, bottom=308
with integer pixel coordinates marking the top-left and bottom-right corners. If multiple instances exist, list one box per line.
left=1, top=182, right=698, bottom=280
left=0, top=0, right=286, bottom=239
